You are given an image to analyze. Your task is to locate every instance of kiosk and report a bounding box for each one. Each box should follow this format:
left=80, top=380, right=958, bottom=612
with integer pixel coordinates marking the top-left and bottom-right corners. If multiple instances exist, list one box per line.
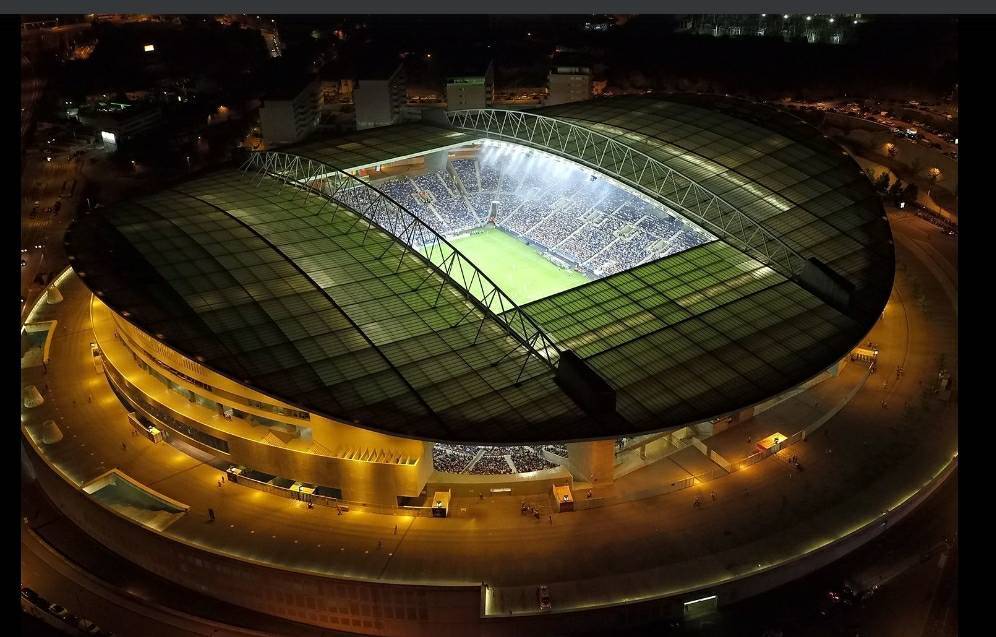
left=552, top=484, right=574, bottom=512
left=431, top=490, right=451, bottom=518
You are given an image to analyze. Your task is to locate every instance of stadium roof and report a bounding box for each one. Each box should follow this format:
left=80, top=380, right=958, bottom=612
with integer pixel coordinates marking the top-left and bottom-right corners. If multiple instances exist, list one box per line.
left=67, top=96, right=893, bottom=444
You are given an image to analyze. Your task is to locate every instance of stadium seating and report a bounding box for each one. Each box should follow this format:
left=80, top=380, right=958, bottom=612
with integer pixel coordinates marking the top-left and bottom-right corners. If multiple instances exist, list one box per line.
left=375, top=146, right=712, bottom=289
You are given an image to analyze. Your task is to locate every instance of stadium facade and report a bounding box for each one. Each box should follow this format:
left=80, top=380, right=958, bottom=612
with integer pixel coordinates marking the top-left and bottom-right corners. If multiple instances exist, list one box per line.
left=41, top=95, right=897, bottom=632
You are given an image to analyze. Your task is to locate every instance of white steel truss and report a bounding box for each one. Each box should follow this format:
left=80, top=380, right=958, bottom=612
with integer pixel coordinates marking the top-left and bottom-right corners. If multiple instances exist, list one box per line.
left=241, top=151, right=561, bottom=379
left=445, top=109, right=808, bottom=279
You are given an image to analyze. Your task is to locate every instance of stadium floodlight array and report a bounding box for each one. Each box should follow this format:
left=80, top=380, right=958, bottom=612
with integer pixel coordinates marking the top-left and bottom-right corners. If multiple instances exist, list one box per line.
left=241, top=150, right=561, bottom=381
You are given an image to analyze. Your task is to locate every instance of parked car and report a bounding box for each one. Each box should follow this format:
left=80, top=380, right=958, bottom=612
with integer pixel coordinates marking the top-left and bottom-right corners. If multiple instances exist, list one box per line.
left=20, top=587, right=41, bottom=605
left=78, top=618, right=103, bottom=634
left=48, top=603, right=69, bottom=619
left=537, top=585, right=552, bottom=610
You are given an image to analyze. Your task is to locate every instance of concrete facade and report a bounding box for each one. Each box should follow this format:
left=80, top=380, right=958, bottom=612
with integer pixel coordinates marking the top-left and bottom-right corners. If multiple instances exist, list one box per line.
left=354, top=65, right=406, bottom=130
left=259, top=80, right=320, bottom=147
left=545, top=67, right=592, bottom=107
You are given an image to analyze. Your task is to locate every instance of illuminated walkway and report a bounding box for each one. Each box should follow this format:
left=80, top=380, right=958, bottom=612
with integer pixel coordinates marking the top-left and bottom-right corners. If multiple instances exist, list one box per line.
left=20, top=213, right=956, bottom=620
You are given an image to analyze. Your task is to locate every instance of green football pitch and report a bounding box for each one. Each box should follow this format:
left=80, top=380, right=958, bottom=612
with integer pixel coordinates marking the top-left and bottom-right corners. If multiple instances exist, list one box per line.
left=424, top=227, right=590, bottom=305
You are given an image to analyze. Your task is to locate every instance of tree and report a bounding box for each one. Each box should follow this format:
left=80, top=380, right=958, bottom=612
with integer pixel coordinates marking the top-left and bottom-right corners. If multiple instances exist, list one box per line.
left=874, top=172, right=891, bottom=192
left=888, top=179, right=905, bottom=198
left=903, top=183, right=919, bottom=204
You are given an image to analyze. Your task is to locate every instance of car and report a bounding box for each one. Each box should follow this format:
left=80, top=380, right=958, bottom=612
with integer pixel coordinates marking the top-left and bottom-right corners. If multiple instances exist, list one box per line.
left=78, top=618, right=103, bottom=634
left=537, top=585, right=552, bottom=610
left=48, top=603, right=69, bottom=619
left=20, top=587, right=41, bottom=605
left=34, top=243, right=44, bottom=249
left=21, top=259, right=27, bottom=268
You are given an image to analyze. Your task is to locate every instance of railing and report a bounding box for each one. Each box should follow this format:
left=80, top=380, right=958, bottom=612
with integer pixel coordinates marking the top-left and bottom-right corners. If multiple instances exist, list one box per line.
left=241, top=150, right=561, bottom=378
left=445, top=108, right=809, bottom=281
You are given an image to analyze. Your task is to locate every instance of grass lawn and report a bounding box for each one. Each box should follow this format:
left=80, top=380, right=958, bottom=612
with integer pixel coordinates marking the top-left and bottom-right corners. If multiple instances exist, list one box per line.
left=425, top=227, right=590, bottom=305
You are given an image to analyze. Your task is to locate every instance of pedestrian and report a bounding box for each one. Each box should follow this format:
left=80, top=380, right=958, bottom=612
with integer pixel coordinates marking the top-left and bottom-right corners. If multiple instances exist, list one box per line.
left=217, top=479, right=222, bottom=488
left=208, top=508, right=215, bottom=522
left=394, top=524, right=398, bottom=535
left=121, top=441, right=127, bottom=451
left=221, top=472, right=227, bottom=483
left=479, top=493, right=484, bottom=501
left=548, top=515, right=553, bottom=525
left=87, top=394, right=92, bottom=403
left=710, top=491, right=716, bottom=502
left=586, top=489, right=592, bottom=499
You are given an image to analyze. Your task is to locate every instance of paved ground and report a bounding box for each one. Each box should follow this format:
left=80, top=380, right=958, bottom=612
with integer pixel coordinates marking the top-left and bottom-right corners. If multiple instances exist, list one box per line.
left=20, top=211, right=957, bottom=621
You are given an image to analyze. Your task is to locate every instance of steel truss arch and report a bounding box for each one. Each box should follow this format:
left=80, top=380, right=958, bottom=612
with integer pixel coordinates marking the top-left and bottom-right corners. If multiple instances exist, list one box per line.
left=445, top=108, right=808, bottom=280
left=240, top=150, right=561, bottom=378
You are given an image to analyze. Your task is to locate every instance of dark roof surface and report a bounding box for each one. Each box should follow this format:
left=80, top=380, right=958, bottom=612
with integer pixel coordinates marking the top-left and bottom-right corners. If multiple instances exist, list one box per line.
left=68, top=97, right=892, bottom=444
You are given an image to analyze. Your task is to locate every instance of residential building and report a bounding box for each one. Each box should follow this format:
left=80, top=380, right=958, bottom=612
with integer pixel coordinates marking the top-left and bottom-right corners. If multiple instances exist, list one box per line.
left=445, top=60, right=494, bottom=111
left=259, top=76, right=320, bottom=146
left=353, top=61, right=406, bottom=130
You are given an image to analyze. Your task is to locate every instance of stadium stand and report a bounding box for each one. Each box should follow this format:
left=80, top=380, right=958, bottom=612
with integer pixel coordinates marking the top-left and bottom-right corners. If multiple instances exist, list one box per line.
left=376, top=143, right=713, bottom=285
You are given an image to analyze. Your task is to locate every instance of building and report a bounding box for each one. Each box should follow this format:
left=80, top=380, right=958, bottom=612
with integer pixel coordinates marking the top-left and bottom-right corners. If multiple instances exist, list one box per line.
left=677, top=13, right=862, bottom=44
left=76, top=101, right=163, bottom=149
left=258, top=76, right=320, bottom=146
left=546, top=56, right=593, bottom=107
left=40, top=96, right=903, bottom=636
left=352, top=61, right=406, bottom=130
left=445, top=60, right=494, bottom=111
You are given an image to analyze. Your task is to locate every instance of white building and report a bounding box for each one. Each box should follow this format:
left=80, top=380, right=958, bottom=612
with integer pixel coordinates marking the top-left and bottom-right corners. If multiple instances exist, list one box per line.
left=259, top=78, right=320, bottom=146
left=546, top=64, right=593, bottom=107
left=353, top=62, right=406, bottom=130
left=78, top=102, right=163, bottom=149
left=445, top=61, right=494, bottom=111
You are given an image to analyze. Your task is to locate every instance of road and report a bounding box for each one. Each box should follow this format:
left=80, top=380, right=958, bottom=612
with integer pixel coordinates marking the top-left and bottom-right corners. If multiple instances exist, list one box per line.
left=781, top=98, right=957, bottom=157
left=20, top=148, right=86, bottom=319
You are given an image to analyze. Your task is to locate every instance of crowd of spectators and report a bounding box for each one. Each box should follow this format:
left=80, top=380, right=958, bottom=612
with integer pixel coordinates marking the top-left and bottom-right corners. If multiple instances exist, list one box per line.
left=431, top=444, right=559, bottom=474
left=374, top=144, right=713, bottom=279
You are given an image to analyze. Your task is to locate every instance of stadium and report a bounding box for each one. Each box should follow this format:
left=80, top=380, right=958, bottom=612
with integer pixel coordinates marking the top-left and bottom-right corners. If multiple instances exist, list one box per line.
left=21, top=95, right=927, bottom=635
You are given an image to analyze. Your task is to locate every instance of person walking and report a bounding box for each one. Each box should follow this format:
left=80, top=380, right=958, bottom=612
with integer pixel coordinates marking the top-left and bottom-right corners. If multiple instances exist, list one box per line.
left=710, top=491, right=717, bottom=502
left=208, top=508, right=215, bottom=522
left=87, top=394, right=92, bottom=403
left=548, top=515, right=553, bottom=525
left=394, top=524, right=398, bottom=535
left=121, top=441, right=127, bottom=451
